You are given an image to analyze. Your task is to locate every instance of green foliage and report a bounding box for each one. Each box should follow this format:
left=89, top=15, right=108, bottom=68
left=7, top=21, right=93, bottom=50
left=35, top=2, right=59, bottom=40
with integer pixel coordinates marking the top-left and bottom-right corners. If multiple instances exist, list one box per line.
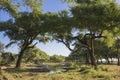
left=23, top=46, right=50, bottom=63
left=0, top=42, right=4, bottom=53
left=71, top=0, right=119, bottom=30
left=0, top=0, right=18, bottom=16
left=50, top=55, right=65, bottom=62
left=66, top=48, right=86, bottom=62
left=1, top=52, right=15, bottom=65
left=101, top=30, right=115, bottom=47
left=24, top=0, right=43, bottom=13
left=80, top=65, right=116, bottom=80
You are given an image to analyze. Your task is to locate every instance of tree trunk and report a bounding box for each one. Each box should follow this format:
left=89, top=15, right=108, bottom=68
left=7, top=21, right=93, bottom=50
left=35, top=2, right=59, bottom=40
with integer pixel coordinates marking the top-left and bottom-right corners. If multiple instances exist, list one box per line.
left=110, top=57, right=113, bottom=63
left=89, top=34, right=97, bottom=67
left=89, top=49, right=97, bottom=66
left=118, top=57, right=120, bottom=66
left=96, top=59, right=99, bottom=64
left=100, top=58, right=103, bottom=64
left=105, top=56, right=110, bottom=64
left=15, top=45, right=27, bottom=69
left=117, top=47, right=120, bottom=66
left=15, top=49, right=25, bottom=68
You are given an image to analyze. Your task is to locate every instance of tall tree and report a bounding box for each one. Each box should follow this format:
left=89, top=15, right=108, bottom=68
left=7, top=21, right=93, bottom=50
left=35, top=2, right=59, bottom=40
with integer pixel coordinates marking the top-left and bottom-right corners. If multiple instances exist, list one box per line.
left=0, top=0, right=48, bottom=68
left=4, top=11, right=48, bottom=68
left=49, top=0, right=120, bottom=68
left=70, top=0, right=120, bottom=67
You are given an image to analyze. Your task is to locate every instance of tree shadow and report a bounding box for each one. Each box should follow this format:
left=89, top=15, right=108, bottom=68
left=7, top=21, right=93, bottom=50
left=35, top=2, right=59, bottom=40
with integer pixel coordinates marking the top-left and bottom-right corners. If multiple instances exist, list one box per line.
left=4, top=68, right=46, bottom=74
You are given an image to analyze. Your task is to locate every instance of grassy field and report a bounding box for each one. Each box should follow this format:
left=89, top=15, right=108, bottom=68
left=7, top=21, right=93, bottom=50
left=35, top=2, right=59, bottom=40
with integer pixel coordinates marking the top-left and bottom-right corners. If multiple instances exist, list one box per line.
left=0, top=64, right=120, bottom=80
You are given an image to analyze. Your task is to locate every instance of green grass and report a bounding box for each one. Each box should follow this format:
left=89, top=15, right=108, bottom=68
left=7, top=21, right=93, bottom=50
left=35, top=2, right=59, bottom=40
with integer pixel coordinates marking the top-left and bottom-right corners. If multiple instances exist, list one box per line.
left=0, top=64, right=120, bottom=80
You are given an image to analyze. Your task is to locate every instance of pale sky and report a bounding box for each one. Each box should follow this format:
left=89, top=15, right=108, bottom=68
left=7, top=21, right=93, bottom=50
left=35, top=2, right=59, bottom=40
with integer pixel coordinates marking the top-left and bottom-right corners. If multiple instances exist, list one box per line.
left=0, top=0, right=71, bottom=56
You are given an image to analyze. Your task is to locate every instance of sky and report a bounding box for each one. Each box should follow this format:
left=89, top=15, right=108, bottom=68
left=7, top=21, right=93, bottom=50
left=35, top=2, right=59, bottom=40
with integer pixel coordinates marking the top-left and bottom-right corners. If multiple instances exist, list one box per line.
left=0, top=0, right=71, bottom=56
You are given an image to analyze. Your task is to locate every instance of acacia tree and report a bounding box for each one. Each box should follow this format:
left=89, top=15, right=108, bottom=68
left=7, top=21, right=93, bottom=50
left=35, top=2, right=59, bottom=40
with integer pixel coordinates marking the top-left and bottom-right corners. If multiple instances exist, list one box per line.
left=0, top=0, right=51, bottom=68
left=48, top=0, right=120, bottom=68
left=71, top=0, right=120, bottom=67
left=4, top=11, right=49, bottom=68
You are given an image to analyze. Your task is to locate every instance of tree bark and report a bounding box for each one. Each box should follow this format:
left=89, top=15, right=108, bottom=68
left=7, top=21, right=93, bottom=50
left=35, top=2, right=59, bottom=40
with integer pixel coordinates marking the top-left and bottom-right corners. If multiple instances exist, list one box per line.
left=89, top=34, right=97, bottom=67
left=110, top=57, right=113, bottom=63
left=106, top=58, right=110, bottom=64
left=118, top=57, right=120, bottom=66
left=96, top=59, right=99, bottom=64
left=15, top=45, right=27, bottom=69
left=89, top=49, right=97, bottom=66
left=116, top=46, right=120, bottom=66
left=100, top=58, right=103, bottom=64
left=15, top=51, right=24, bottom=68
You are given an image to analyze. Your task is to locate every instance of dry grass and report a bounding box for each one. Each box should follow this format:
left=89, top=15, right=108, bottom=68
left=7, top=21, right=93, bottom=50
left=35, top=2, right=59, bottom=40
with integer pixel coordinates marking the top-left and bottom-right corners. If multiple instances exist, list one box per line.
left=0, top=64, right=120, bottom=80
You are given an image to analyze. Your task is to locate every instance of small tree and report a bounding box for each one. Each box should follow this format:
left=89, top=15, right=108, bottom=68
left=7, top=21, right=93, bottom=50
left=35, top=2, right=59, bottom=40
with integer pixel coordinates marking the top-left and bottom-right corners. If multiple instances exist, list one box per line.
left=1, top=52, right=15, bottom=65
left=50, top=55, right=65, bottom=62
left=23, top=46, right=50, bottom=63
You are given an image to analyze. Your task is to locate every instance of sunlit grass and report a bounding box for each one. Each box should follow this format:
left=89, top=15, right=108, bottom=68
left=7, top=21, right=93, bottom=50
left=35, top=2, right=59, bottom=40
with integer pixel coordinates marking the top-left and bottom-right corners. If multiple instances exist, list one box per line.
left=0, top=64, right=120, bottom=80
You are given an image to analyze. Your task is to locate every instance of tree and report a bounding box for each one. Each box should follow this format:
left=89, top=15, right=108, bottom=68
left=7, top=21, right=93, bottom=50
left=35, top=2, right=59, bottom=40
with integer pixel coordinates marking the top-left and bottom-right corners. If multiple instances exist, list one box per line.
left=0, top=0, right=51, bottom=68
left=71, top=0, right=120, bottom=67
left=94, top=40, right=111, bottom=64
left=4, top=12, right=49, bottom=68
left=51, top=0, right=120, bottom=68
left=23, top=46, right=50, bottom=63
left=50, top=55, right=65, bottom=62
left=66, top=46, right=90, bottom=64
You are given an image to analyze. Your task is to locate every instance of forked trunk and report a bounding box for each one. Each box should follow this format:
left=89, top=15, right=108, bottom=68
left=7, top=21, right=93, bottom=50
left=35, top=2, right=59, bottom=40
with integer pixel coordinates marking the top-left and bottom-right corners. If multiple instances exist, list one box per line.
left=89, top=49, right=97, bottom=67
left=89, top=33, right=97, bottom=67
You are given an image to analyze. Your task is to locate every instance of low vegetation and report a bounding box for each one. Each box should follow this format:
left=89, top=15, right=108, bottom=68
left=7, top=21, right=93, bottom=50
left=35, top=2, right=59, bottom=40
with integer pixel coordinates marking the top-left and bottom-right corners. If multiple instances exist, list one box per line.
left=0, top=64, right=119, bottom=80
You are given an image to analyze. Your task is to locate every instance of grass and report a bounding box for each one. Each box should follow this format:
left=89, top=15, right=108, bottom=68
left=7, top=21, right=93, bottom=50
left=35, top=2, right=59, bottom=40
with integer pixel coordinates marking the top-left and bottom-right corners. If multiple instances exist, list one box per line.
left=80, top=65, right=120, bottom=80
left=0, top=63, right=120, bottom=80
